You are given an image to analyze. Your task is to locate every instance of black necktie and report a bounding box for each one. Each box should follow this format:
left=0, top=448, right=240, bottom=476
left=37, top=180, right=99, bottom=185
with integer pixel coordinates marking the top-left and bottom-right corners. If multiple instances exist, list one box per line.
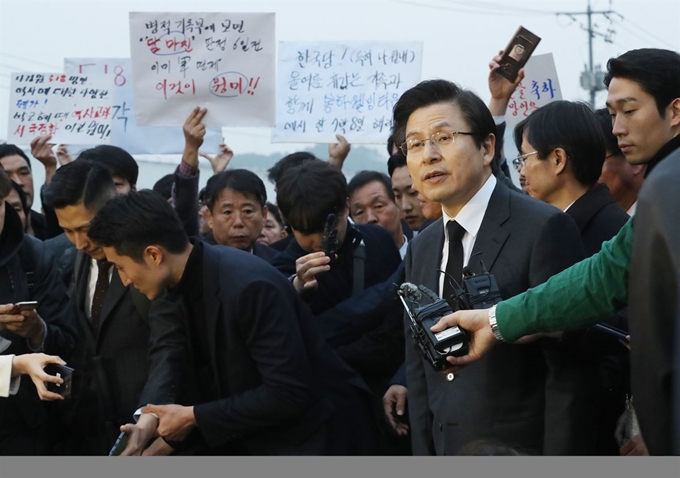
left=90, top=259, right=111, bottom=334
left=443, top=220, right=466, bottom=305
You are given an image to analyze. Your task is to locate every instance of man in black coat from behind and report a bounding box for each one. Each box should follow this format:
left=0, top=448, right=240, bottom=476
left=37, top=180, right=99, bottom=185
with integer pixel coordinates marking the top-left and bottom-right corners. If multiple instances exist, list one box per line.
left=88, top=190, right=379, bottom=455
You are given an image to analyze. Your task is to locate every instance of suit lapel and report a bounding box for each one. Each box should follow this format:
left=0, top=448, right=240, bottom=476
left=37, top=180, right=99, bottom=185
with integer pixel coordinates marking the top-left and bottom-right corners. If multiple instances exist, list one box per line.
left=420, top=220, right=445, bottom=292
left=470, top=182, right=511, bottom=273
left=97, top=268, right=127, bottom=337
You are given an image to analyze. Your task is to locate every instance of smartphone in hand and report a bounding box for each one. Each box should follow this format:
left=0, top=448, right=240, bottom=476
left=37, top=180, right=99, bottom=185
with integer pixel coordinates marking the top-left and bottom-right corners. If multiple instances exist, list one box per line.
left=9, top=301, right=39, bottom=314
left=109, top=431, right=130, bottom=456
left=497, top=26, right=542, bottom=82
left=44, top=363, right=74, bottom=398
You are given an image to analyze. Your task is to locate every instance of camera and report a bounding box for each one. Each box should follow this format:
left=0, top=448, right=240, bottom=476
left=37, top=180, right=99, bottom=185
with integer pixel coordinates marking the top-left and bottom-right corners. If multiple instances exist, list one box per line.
left=321, top=213, right=339, bottom=260
left=398, top=261, right=502, bottom=371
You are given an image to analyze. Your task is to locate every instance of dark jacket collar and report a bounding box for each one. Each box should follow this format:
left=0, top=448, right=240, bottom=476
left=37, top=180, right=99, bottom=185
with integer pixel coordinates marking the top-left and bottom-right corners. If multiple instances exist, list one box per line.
left=566, top=183, right=618, bottom=231
left=645, top=134, right=680, bottom=178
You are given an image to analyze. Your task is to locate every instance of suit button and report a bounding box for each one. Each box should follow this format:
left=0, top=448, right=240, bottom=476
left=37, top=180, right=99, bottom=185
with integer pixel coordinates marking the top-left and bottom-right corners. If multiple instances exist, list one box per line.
left=438, top=423, right=443, bottom=432
left=446, top=372, right=455, bottom=382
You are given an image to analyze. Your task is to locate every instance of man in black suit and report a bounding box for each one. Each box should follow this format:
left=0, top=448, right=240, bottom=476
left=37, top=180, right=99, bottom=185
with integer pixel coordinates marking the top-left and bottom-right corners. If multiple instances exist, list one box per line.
left=202, top=169, right=278, bottom=262
left=628, top=147, right=680, bottom=456
left=42, top=161, right=183, bottom=455
left=392, top=79, right=586, bottom=455
left=87, top=190, right=379, bottom=455
left=514, top=100, right=631, bottom=454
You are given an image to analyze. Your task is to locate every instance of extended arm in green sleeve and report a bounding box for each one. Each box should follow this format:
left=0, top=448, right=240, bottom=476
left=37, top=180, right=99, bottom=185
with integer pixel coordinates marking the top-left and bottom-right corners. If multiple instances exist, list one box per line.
left=496, top=217, right=633, bottom=342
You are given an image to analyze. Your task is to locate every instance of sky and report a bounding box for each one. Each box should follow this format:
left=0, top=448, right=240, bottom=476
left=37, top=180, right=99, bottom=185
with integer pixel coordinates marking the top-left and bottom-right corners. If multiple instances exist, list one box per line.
left=0, top=0, right=679, bottom=159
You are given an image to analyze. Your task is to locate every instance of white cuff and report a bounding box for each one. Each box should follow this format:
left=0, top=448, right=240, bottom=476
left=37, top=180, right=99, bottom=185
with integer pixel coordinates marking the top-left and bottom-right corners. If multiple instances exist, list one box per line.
left=493, top=115, right=506, bottom=125
left=133, top=407, right=159, bottom=423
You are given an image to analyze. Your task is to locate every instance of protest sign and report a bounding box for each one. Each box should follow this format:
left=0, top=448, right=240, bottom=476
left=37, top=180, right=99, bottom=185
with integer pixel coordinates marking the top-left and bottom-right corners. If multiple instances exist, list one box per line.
left=272, top=41, right=423, bottom=143
left=505, top=53, right=562, bottom=130
left=129, top=12, right=275, bottom=128
left=64, top=58, right=221, bottom=154
left=7, top=73, right=112, bottom=145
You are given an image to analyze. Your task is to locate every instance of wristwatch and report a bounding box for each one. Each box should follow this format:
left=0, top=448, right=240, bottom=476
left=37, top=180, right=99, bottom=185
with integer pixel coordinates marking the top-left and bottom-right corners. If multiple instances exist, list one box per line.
left=488, top=305, right=505, bottom=342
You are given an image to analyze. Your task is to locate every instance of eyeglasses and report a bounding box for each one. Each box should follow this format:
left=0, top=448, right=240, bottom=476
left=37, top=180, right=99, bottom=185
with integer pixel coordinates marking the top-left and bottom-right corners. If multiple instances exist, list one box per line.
left=399, top=130, right=475, bottom=156
left=512, top=151, right=538, bottom=171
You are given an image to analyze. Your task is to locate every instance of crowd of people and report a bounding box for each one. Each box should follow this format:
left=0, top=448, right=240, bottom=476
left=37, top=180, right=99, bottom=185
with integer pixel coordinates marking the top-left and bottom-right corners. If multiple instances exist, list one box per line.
left=1, top=46, right=678, bottom=457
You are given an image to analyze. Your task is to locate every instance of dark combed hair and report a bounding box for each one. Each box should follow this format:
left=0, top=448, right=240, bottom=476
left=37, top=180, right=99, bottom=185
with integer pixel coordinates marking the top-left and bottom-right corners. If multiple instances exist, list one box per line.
left=347, top=170, right=395, bottom=202
left=88, top=189, right=189, bottom=263
left=0, top=144, right=31, bottom=170
left=266, top=201, right=285, bottom=227
left=513, top=101, right=606, bottom=187
left=276, top=160, right=347, bottom=234
left=153, top=174, right=174, bottom=201
left=387, top=151, right=407, bottom=177
left=267, top=151, right=318, bottom=185
left=77, top=145, right=139, bottom=187
left=392, top=79, right=496, bottom=149
left=386, top=133, right=395, bottom=156
left=595, top=107, right=622, bottom=156
left=205, top=169, right=267, bottom=211
left=0, top=166, right=12, bottom=197
left=43, top=160, right=117, bottom=212
left=604, top=48, right=680, bottom=117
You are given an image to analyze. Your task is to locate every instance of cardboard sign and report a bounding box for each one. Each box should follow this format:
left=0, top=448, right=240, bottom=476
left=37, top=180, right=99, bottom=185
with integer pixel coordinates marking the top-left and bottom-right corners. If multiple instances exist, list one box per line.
left=7, top=73, right=112, bottom=144
left=129, top=12, right=276, bottom=127
left=65, top=58, right=221, bottom=154
left=273, top=41, right=423, bottom=144
left=505, top=53, right=562, bottom=130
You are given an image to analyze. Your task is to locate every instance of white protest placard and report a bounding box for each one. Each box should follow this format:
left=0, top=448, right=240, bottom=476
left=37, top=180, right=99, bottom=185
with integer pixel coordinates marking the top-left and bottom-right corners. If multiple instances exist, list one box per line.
left=7, top=73, right=112, bottom=145
left=129, top=12, right=275, bottom=127
left=273, top=42, right=423, bottom=143
left=505, top=53, right=562, bottom=130
left=64, top=58, right=222, bottom=154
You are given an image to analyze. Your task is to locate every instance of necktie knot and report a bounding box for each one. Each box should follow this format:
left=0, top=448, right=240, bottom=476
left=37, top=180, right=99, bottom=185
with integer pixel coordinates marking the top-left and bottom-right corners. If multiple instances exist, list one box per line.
left=446, top=220, right=466, bottom=242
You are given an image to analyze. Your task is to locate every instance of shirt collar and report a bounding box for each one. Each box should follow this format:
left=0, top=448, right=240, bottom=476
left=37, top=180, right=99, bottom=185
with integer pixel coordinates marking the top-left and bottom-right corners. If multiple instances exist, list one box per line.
left=442, top=174, right=496, bottom=241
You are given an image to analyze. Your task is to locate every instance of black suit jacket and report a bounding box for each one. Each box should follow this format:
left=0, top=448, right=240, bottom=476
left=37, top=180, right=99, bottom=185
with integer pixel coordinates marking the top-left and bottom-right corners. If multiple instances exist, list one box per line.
left=628, top=146, right=680, bottom=455
left=54, top=252, right=182, bottom=454
left=190, top=242, right=377, bottom=455
left=567, top=184, right=630, bottom=257
left=404, top=178, right=586, bottom=455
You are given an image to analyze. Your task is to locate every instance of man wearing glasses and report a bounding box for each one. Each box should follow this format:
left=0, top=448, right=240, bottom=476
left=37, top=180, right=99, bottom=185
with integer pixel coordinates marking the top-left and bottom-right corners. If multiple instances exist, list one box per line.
left=391, top=79, right=587, bottom=455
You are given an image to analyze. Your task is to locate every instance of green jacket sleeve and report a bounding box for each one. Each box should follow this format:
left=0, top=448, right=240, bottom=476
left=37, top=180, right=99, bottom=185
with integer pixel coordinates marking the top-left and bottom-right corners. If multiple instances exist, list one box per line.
left=496, top=217, right=633, bottom=342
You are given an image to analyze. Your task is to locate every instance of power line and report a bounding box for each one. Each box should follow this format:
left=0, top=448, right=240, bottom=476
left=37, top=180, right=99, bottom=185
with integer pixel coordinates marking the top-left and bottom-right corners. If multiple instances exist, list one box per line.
left=0, top=52, right=61, bottom=70
left=556, top=0, right=619, bottom=108
left=614, top=17, right=677, bottom=50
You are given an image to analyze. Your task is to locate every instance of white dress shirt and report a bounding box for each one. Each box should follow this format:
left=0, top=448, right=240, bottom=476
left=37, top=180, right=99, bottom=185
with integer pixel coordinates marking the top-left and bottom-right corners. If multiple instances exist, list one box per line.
left=438, top=175, right=497, bottom=297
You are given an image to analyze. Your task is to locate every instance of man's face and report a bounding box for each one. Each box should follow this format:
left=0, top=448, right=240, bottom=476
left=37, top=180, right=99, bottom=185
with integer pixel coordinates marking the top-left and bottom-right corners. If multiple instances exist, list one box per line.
left=54, top=203, right=106, bottom=260
left=206, top=188, right=266, bottom=251
left=606, top=77, right=679, bottom=165
left=391, top=166, right=425, bottom=231
left=519, top=134, right=558, bottom=204
left=6, top=188, right=26, bottom=231
left=0, top=155, right=34, bottom=208
left=258, top=211, right=286, bottom=246
left=103, top=246, right=167, bottom=300
left=599, top=152, right=645, bottom=202
left=405, top=102, right=494, bottom=216
left=416, top=192, right=442, bottom=221
left=349, top=180, right=402, bottom=243
left=293, top=209, right=349, bottom=253
left=112, top=175, right=133, bottom=194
